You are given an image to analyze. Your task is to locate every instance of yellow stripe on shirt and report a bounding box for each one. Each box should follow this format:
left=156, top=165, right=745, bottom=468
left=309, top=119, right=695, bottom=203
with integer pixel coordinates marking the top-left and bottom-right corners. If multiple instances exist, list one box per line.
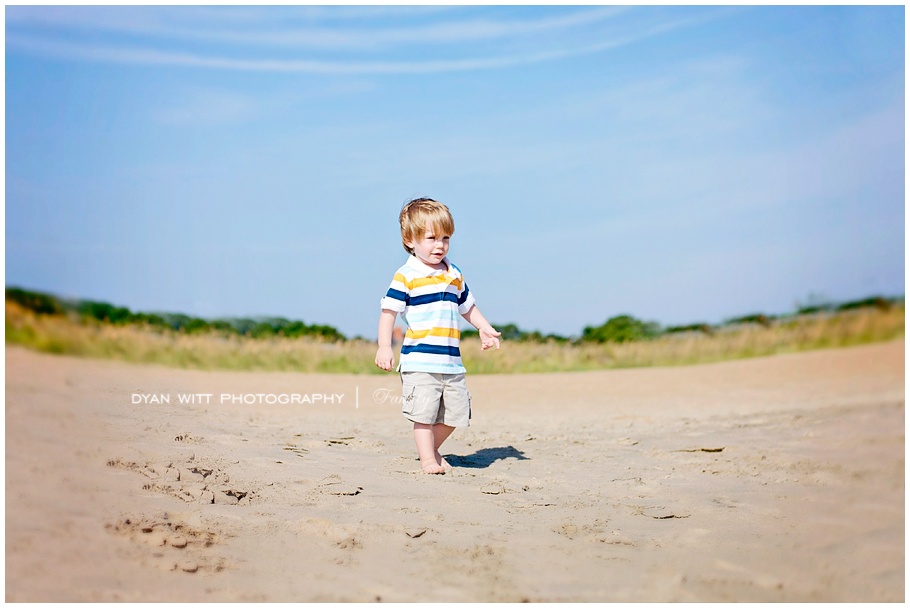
left=405, top=327, right=461, bottom=340
left=393, top=272, right=463, bottom=291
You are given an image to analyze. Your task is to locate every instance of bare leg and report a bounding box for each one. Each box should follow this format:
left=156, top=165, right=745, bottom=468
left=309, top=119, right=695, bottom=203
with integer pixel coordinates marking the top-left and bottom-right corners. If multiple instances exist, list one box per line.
left=433, top=424, right=455, bottom=469
left=413, top=423, right=445, bottom=473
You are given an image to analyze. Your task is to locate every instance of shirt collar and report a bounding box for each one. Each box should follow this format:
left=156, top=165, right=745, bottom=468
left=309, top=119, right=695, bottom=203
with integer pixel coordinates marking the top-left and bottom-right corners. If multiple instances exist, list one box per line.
left=406, top=254, right=451, bottom=277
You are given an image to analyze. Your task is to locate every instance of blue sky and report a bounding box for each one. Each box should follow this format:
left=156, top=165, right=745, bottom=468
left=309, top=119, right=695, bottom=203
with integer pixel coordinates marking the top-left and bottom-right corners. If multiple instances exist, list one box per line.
left=6, top=5, right=905, bottom=338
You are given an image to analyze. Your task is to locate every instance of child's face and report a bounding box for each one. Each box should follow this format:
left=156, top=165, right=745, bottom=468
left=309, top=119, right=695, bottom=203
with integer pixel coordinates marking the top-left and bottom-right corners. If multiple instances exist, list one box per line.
left=407, top=220, right=450, bottom=267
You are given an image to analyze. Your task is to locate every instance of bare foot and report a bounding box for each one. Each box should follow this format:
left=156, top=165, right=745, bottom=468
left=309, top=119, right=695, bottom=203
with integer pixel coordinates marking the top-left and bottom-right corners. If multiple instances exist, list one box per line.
left=421, top=459, right=446, bottom=474
left=435, top=451, right=453, bottom=471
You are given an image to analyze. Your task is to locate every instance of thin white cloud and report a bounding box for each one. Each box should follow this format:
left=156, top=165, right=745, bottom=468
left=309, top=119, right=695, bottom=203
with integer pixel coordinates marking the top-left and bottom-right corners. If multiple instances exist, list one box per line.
left=5, top=5, right=454, bottom=29
left=187, top=7, right=630, bottom=49
left=6, top=12, right=720, bottom=75
left=7, top=6, right=627, bottom=49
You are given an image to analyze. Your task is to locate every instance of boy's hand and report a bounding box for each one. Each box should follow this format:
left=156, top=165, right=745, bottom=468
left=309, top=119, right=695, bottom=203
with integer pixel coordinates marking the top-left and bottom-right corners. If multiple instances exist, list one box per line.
left=375, top=346, right=395, bottom=371
left=479, top=326, right=501, bottom=351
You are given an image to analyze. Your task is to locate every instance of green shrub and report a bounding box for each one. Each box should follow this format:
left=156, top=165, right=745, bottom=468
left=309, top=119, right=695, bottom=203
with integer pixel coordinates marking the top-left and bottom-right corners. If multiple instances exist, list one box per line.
left=5, top=288, right=64, bottom=315
left=582, top=315, right=660, bottom=343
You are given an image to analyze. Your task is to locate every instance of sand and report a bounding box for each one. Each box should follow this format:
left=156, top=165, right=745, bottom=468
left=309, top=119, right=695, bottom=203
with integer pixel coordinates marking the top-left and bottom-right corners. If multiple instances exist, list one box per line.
left=5, top=340, right=904, bottom=601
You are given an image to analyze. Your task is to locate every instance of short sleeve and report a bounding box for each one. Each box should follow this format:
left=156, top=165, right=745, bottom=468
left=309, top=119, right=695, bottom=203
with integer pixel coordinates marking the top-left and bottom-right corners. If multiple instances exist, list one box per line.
left=457, top=281, right=476, bottom=315
left=380, top=272, right=409, bottom=313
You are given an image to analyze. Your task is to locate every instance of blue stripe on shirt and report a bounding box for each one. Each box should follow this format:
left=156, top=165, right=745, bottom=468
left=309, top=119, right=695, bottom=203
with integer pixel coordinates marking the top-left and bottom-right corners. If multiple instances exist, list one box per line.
left=409, top=291, right=460, bottom=307
left=385, top=288, right=409, bottom=303
left=400, top=343, right=462, bottom=357
left=458, top=284, right=470, bottom=305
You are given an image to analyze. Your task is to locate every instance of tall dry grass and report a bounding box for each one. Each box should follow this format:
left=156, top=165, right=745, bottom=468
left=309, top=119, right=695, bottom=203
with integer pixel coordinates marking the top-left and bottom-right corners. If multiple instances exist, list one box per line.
left=460, top=306, right=905, bottom=373
left=6, top=301, right=904, bottom=374
left=5, top=302, right=377, bottom=373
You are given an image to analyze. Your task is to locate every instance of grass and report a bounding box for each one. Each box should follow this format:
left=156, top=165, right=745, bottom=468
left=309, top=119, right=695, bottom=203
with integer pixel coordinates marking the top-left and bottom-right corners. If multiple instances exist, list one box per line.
left=6, top=301, right=904, bottom=374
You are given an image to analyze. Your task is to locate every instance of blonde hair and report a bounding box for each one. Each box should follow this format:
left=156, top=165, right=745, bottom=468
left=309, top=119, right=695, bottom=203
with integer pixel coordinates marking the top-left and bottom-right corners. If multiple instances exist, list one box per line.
left=399, top=197, right=455, bottom=255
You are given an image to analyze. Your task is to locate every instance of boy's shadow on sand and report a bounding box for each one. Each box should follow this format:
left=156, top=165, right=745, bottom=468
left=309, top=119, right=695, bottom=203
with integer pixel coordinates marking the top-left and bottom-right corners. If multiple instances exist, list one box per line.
left=446, top=446, right=529, bottom=469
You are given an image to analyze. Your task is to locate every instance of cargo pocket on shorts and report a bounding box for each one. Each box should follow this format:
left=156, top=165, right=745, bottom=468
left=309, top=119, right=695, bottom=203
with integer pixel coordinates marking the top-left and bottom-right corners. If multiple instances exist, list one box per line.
left=467, top=390, right=472, bottom=420
left=401, top=385, right=417, bottom=416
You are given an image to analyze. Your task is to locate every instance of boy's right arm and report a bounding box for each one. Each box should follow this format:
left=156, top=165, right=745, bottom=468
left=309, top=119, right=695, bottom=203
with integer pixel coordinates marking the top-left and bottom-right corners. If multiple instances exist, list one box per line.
left=375, top=309, right=398, bottom=371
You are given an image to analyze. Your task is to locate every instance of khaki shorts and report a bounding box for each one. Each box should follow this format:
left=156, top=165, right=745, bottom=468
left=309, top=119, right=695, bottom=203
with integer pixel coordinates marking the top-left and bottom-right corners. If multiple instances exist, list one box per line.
left=400, top=371, right=471, bottom=428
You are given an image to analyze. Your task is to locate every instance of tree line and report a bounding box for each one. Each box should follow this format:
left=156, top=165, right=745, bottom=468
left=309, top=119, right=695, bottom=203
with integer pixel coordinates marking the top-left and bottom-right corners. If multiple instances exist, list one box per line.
left=5, top=288, right=345, bottom=341
left=7, top=287, right=901, bottom=345
left=463, top=296, right=903, bottom=344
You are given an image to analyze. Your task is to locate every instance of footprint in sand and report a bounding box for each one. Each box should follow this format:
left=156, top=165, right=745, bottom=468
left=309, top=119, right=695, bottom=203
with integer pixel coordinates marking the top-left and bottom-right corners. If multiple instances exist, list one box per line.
left=315, top=474, right=363, bottom=496
left=555, top=518, right=610, bottom=540
left=105, top=515, right=230, bottom=574
left=297, top=518, right=364, bottom=565
left=641, top=506, right=690, bottom=519
left=108, top=457, right=256, bottom=506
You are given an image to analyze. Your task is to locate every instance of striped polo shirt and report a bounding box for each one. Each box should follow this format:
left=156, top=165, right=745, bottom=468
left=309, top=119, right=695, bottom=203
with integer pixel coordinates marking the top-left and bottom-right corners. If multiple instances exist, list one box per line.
left=380, top=255, right=476, bottom=373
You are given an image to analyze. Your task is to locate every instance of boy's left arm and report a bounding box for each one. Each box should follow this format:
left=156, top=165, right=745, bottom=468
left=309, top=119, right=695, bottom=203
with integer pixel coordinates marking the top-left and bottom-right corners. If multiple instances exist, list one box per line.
left=462, top=305, right=501, bottom=351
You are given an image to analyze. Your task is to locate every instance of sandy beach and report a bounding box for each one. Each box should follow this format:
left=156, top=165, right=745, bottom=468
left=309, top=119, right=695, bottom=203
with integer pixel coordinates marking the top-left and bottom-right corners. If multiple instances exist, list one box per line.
left=5, top=340, right=904, bottom=601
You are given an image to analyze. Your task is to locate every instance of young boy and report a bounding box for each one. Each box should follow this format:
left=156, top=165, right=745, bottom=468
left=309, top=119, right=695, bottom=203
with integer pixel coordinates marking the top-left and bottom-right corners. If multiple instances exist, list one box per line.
left=375, top=198, right=501, bottom=474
